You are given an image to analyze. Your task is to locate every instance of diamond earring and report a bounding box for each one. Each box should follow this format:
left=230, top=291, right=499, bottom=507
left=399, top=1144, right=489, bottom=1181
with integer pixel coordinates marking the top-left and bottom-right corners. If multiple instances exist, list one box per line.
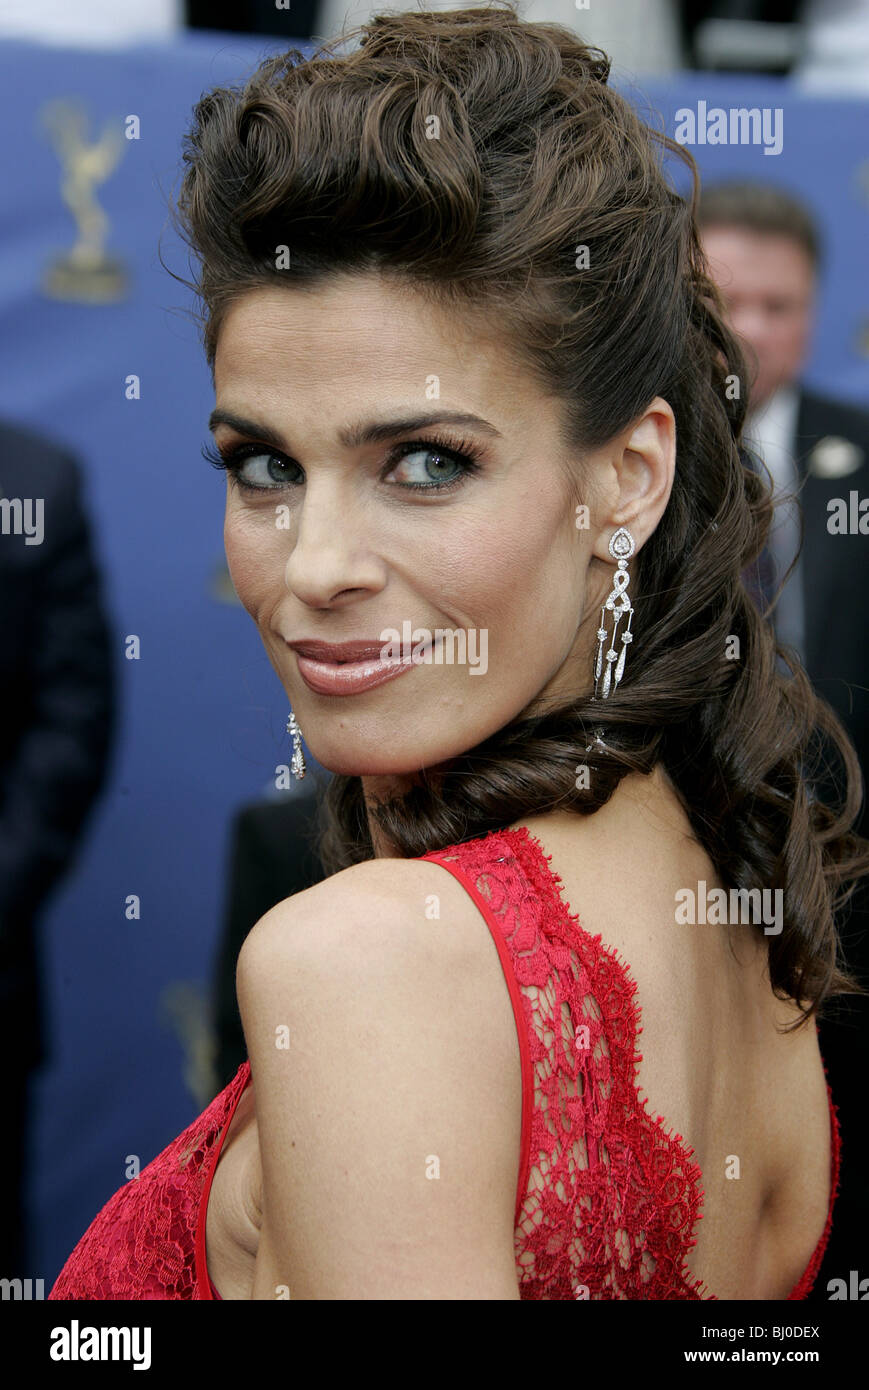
left=593, top=526, right=635, bottom=701
left=286, top=708, right=306, bottom=780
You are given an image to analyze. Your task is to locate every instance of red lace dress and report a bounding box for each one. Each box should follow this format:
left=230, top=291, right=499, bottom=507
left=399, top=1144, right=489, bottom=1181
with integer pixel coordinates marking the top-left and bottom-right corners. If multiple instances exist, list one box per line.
left=49, top=825, right=840, bottom=1301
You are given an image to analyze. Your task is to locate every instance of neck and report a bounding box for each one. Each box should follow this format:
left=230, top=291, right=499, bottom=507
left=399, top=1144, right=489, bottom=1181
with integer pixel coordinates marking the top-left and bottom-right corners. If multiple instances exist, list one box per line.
left=361, top=758, right=458, bottom=858
left=361, top=772, right=416, bottom=858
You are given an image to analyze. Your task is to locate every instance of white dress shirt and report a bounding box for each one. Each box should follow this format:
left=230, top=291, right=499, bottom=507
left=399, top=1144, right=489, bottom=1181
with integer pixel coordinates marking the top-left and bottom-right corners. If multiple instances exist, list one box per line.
left=743, top=384, right=805, bottom=658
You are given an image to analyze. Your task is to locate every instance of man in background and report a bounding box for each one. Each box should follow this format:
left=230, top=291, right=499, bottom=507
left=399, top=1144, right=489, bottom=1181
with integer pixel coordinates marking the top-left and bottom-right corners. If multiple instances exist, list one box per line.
left=699, top=181, right=869, bottom=782
left=0, top=420, right=115, bottom=1279
left=699, top=182, right=869, bottom=1293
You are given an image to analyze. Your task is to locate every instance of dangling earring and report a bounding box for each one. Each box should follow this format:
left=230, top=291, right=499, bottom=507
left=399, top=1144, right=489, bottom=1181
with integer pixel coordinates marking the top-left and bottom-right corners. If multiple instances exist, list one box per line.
left=593, top=526, right=635, bottom=701
left=286, top=708, right=306, bottom=780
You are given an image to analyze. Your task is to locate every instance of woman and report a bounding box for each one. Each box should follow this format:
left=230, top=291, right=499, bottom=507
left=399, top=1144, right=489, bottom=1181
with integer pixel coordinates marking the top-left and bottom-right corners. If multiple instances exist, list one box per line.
left=49, top=4, right=868, bottom=1300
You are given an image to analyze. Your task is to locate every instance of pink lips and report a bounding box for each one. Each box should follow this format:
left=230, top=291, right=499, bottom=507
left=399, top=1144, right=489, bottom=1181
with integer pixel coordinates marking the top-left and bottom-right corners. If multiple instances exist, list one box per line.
left=286, top=637, right=425, bottom=697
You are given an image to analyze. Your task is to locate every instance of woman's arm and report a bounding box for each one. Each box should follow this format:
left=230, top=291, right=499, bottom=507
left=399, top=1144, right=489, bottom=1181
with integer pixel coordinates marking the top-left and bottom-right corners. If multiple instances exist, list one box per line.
left=237, top=858, right=523, bottom=1299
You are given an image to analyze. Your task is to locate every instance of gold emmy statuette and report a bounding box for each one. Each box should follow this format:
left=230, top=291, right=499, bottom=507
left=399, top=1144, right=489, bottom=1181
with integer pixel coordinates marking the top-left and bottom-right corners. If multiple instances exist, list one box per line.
left=40, top=98, right=128, bottom=303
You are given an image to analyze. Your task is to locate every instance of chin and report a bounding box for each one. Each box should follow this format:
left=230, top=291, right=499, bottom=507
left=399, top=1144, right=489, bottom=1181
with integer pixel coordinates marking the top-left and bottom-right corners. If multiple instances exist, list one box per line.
left=304, top=729, right=472, bottom=781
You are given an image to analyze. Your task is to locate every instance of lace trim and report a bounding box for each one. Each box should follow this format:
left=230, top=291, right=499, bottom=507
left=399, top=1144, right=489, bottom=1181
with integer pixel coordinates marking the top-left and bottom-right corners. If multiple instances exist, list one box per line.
left=196, top=1062, right=252, bottom=1301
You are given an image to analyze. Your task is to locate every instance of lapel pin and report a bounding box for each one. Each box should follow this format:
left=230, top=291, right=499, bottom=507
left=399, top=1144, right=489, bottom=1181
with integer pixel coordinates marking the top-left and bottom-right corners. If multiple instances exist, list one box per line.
left=807, top=436, right=864, bottom=479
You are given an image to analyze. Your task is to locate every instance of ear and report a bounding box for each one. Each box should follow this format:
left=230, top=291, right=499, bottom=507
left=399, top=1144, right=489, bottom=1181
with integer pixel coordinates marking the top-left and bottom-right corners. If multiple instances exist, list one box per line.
left=590, top=397, right=676, bottom=562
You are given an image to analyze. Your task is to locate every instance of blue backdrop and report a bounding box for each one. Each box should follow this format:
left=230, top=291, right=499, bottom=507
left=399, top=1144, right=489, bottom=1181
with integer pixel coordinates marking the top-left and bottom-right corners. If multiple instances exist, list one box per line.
left=0, top=29, right=866, bottom=1288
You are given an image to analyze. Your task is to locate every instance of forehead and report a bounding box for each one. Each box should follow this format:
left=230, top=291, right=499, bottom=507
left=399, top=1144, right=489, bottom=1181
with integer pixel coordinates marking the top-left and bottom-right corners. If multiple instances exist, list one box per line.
left=213, top=275, right=525, bottom=407
left=701, top=227, right=814, bottom=293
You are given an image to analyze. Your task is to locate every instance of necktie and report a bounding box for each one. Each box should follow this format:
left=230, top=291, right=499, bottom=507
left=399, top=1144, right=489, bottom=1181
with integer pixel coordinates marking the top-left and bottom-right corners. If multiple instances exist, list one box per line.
left=739, top=429, right=805, bottom=658
left=740, top=446, right=778, bottom=620
left=742, top=542, right=777, bottom=621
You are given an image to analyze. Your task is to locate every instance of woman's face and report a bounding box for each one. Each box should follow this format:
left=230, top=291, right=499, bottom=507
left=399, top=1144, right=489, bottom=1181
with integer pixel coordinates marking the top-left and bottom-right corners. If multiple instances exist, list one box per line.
left=211, top=274, right=642, bottom=778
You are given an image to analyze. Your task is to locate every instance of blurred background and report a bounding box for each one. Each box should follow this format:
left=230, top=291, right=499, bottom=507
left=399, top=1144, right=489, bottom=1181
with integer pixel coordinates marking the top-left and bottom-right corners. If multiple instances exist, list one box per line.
left=1, top=0, right=868, bottom=1297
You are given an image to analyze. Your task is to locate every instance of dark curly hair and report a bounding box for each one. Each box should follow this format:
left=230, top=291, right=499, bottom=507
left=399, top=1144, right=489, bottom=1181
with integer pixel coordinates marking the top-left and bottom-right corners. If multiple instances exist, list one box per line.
left=171, top=3, right=869, bottom=1024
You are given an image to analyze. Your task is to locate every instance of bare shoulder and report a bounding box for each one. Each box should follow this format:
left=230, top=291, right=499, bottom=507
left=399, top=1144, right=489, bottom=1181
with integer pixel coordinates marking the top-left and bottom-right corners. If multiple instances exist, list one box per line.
left=238, top=854, right=497, bottom=973
left=236, top=856, right=524, bottom=1299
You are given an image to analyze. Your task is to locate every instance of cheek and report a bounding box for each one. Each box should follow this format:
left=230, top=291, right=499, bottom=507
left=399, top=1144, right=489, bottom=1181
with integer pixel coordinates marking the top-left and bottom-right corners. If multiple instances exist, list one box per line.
left=776, top=314, right=805, bottom=349
left=790, top=317, right=811, bottom=353
left=437, top=500, right=577, bottom=638
left=223, top=505, right=282, bottom=618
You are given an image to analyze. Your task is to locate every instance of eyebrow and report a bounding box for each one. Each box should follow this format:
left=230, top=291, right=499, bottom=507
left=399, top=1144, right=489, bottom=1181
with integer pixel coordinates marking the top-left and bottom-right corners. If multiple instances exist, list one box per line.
left=207, top=408, right=503, bottom=450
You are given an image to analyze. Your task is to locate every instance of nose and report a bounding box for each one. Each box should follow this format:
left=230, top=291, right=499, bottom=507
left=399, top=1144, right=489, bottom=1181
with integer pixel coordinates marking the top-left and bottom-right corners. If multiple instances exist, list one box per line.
left=283, top=477, right=387, bottom=608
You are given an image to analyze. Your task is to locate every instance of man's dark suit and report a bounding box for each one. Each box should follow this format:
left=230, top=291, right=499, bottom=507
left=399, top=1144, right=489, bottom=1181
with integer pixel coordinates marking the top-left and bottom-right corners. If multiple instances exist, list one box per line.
left=213, top=783, right=327, bottom=1090
left=795, top=390, right=869, bottom=802
left=772, top=387, right=869, bottom=1299
left=0, top=420, right=115, bottom=1273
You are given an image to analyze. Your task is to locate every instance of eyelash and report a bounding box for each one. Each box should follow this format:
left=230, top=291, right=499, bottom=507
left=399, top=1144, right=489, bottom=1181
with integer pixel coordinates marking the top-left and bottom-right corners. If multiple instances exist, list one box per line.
left=201, top=433, right=485, bottom=495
